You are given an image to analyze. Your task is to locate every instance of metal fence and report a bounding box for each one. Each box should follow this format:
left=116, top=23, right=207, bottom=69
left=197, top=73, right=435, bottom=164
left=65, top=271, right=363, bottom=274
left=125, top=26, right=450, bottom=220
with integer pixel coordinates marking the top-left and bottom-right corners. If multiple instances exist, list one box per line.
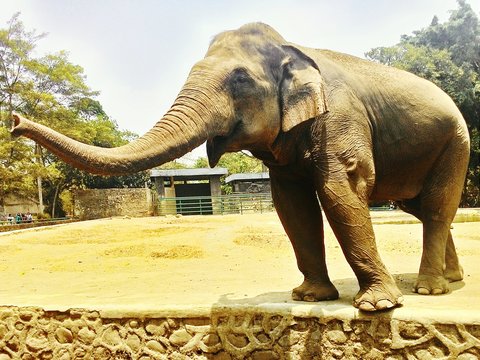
left=157, top=193, right=274, bottom=216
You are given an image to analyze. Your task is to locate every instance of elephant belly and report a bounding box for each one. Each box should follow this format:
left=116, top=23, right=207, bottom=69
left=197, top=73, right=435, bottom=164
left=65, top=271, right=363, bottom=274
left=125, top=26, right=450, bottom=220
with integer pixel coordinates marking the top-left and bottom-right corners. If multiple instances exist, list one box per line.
left=370, top=173, right=424, bottom=202
left=369, top=146, right=440, bottom=202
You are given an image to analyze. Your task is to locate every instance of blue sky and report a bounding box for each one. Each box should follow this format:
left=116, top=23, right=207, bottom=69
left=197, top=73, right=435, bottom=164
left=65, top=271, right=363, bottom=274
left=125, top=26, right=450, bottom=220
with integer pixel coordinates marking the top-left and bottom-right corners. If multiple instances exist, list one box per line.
left=1, top=0, right=479, bottom=161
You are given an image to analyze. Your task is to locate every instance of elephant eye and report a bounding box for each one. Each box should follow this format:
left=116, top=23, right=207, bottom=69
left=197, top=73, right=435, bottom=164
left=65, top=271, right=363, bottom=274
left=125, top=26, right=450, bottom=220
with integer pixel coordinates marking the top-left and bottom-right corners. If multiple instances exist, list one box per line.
left=231, top=68, right=252, bottom=85
left=228, top=68, right=255, bottom=99
left=235, top=73, right=249, bottom=84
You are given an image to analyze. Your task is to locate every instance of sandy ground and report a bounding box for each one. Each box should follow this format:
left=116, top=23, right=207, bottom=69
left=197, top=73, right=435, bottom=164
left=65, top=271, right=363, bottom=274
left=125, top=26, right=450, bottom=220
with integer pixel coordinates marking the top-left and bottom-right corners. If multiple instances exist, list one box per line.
left=0, top=210, right=479, bottom=313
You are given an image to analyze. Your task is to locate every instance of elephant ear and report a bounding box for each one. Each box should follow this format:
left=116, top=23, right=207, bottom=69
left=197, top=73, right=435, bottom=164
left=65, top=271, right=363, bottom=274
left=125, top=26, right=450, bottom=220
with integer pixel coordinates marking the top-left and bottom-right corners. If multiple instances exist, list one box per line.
left=280, top=45, right=328, bottom=132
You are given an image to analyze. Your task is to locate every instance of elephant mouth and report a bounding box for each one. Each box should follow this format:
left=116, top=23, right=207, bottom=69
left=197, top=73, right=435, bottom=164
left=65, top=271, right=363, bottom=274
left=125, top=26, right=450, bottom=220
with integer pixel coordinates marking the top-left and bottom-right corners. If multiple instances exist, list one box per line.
left=206, top=137, right=226, bottom=167
left=207, top=121, right=242, bottom=167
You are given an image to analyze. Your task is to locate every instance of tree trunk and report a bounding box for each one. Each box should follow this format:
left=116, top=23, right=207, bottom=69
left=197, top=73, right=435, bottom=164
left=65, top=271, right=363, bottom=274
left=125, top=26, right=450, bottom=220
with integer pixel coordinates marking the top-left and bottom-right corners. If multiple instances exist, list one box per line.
left=35, top=144, right=44, bottom=214
left=51, top=181, right=61, bottom=218
left=37, top=176, right=44, bottom=214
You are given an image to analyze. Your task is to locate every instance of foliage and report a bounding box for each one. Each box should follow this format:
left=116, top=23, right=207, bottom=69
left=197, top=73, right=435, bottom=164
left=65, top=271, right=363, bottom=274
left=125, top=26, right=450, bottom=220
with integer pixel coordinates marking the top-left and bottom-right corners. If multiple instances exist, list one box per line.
left=0, top=13, right=145, bottom=217
left=0, top=13, right=46, bottom=212
left=0, top=126, right=38, bottom=207
left=156, top=160, right=188, bottom=170
left=366, top=0, right=480, bottom=206
left=194, top=152, right=263, bottom=173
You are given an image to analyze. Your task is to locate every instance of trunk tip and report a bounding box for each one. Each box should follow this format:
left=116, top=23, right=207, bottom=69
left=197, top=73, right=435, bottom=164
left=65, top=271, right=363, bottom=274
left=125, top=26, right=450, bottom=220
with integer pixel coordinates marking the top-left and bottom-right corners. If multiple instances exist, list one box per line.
left=10, top=112, right=24, bottom=137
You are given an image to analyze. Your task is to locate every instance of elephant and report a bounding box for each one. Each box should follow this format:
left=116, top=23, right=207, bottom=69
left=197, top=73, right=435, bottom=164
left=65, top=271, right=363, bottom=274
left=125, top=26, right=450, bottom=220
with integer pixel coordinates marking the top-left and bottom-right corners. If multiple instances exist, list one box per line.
left=11, top=23, right=470, bottom=311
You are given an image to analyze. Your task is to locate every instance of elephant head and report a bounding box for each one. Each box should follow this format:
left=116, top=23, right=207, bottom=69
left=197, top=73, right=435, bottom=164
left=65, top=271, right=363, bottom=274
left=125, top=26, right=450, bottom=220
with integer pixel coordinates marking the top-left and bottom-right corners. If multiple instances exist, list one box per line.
left=11, top=23, right=328, bottom=174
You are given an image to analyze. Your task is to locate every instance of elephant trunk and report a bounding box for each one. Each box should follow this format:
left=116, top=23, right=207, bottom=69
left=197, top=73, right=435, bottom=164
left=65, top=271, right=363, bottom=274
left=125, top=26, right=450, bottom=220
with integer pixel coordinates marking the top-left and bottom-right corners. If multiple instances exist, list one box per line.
left=10, top=73, right=225, bottom=175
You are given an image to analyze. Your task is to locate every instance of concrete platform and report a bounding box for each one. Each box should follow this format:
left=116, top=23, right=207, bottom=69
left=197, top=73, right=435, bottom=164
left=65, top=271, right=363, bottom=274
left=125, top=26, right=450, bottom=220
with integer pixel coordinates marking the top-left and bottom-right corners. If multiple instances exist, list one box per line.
left=0, top=209, right=479, bottom=359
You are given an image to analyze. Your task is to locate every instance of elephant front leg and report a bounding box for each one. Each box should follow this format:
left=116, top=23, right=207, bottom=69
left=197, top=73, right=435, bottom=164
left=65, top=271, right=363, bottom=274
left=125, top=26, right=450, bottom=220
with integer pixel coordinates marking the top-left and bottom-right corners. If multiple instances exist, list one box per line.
left=270, top=173, right=338, bottom=302
left=318, top=180, right=404, bottom=311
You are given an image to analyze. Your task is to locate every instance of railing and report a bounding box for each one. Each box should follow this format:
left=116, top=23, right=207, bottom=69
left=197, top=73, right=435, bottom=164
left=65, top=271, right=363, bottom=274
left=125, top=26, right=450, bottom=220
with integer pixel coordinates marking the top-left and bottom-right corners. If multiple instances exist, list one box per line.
left=157, top=193, right=274, bottom=216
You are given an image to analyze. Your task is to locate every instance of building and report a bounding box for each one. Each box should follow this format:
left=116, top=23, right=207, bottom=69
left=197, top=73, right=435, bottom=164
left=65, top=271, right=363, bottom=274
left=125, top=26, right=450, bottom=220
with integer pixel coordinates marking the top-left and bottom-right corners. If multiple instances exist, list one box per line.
left=225, top=172, right=270, bottom=194
left=150, top=168, right=228, bottom=215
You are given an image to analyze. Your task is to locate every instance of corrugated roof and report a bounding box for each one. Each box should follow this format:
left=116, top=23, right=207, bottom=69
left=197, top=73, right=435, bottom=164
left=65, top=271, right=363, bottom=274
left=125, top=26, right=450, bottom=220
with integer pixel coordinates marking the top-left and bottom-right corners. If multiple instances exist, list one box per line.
left=225, top=172, right=270, bottom=183
left=150, top=168, right=228, bottom=179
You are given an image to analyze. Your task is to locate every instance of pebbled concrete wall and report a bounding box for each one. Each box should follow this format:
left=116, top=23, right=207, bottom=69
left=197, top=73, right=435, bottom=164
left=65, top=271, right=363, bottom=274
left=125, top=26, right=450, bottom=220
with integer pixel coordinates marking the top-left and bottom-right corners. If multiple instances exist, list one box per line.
left=1, top=306, right=479, bottom=359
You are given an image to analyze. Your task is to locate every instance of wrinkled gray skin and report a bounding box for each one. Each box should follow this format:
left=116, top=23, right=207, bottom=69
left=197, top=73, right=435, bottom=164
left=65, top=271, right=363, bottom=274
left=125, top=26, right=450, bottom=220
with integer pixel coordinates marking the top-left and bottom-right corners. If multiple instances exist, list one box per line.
left=11, top=23, right=470, bottom=311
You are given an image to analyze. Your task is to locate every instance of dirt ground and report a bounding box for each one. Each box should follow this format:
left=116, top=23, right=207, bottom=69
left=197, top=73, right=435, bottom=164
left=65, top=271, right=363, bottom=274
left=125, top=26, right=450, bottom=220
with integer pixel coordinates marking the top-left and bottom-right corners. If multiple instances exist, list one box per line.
left=0, top=210, right=479, bottom=312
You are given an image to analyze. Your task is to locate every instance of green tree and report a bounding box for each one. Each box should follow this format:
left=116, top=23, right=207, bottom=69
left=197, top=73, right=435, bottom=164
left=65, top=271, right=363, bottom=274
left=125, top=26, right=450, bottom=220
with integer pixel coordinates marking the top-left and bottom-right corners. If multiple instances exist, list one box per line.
left=0, top=13, right=45, bottom=211
left=366, top=0, right=480, bottom=206
left=403, top=1, right=479, bottom=73
left=194, top=152, right=263, bottom=173
left=0, top=14, right=146, bottom=217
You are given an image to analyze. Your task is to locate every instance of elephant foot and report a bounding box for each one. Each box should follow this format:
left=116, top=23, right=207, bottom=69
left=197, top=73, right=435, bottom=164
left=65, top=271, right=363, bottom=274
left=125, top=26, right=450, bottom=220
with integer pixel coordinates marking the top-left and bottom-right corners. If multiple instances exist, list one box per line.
left=445, top=264, right=464, bottom=283
left=413, top=274, right=449, bottom=295
left=354, top=278, right=404, bottom=312
left=292, top=279, right=339, bottom=302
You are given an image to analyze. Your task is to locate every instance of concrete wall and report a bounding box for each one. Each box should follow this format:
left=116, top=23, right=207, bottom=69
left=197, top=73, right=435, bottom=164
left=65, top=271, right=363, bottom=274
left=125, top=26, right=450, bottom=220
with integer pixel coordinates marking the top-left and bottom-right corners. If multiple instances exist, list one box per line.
left=1, top=194, right=40, bottom=215
left=73, top=188, right=154, bottom=220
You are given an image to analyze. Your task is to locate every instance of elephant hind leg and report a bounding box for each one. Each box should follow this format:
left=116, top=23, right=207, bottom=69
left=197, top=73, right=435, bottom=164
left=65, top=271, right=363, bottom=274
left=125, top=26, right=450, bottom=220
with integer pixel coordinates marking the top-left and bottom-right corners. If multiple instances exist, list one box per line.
left=444, top=232, right=463, bottom=282
left=402, top=137, right=468, bottom=295
left=398, top=198, right=463, bottom=284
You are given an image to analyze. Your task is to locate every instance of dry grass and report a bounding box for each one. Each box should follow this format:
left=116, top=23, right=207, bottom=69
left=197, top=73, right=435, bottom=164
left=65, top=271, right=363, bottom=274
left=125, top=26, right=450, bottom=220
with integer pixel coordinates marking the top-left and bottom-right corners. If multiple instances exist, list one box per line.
left=150, top=245, right=204, bottom=259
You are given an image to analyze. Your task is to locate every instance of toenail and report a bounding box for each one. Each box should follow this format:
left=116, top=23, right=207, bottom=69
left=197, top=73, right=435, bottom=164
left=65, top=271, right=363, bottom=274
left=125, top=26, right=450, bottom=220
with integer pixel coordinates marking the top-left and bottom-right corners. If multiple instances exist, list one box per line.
left=358, top=302, right=376, bottom=312
left=417, top=287, right=430, bottom=295
left=376, top=299, right=394, bottom=310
